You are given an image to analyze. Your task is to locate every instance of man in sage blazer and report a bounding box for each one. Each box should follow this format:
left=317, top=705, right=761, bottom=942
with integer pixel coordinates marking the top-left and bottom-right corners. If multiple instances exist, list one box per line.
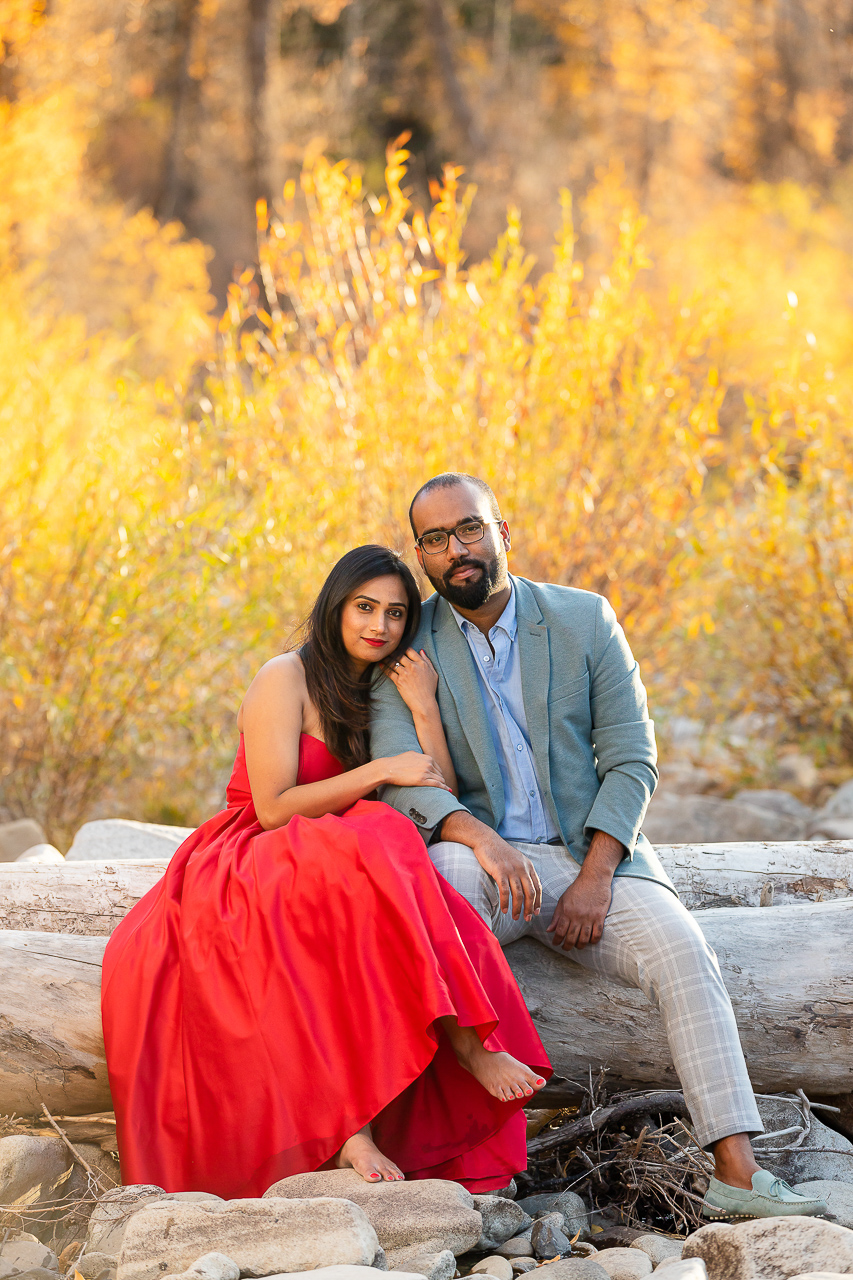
left=370, top=472, right=827, bottom=1221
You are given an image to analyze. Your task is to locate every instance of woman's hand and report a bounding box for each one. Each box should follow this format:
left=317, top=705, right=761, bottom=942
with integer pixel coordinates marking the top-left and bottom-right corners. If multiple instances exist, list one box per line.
left=385, top=648, right=439, bottom=718
left=382, top=750, right=452, bottom=790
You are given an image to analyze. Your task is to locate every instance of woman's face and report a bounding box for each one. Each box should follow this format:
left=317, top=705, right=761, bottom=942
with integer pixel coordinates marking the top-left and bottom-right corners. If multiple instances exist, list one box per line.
left=340, top=574, right=409, bottom=671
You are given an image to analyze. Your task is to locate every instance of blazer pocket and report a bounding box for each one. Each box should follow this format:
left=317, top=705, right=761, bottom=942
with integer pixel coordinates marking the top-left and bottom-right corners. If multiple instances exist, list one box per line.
left=550, top=670, right=590, bottom=709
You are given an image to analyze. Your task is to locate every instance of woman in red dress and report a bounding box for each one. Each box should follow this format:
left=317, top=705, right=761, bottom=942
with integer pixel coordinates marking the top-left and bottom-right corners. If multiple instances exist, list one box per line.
left=102, top=545, right=550, bottom=1197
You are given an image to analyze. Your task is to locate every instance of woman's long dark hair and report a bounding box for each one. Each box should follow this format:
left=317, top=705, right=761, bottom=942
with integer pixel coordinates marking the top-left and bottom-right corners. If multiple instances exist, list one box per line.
left=297, top=545, right=422, bottom=769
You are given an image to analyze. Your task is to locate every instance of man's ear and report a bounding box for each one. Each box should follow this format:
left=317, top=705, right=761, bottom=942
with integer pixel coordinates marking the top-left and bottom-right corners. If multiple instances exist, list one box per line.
left=500, top=520, right=512, bottom=552
left=415, top=544, right=424, bottom=572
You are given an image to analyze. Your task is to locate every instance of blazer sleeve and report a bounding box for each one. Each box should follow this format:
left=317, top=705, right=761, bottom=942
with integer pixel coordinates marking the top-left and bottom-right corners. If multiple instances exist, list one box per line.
left=369, top=670, right=468, bottom=842
left=582, top=595, right=658, bottom=856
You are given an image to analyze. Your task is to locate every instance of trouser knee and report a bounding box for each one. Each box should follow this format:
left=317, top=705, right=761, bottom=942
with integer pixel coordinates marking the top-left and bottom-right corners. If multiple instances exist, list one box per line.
left=428, top=840, right=498, bottom=925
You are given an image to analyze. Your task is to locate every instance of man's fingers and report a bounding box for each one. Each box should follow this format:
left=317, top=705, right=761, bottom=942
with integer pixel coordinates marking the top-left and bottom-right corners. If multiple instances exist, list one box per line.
left=509, top=874, right=525, bottom=920
left=496, top=871, right=511, bottom=915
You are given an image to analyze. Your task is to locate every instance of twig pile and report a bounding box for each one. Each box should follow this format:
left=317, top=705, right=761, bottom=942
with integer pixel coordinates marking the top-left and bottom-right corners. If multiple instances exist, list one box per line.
left=521, top=1075, right=713, bottom=1236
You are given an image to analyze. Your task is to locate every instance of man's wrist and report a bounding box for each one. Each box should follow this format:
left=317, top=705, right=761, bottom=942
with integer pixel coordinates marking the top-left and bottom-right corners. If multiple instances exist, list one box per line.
left=579, top=830, right=625, bottom=881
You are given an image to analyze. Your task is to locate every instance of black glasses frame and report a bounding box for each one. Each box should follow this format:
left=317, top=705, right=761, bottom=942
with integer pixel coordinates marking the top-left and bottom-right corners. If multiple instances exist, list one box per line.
left=415, top=519, right=498, bottom=555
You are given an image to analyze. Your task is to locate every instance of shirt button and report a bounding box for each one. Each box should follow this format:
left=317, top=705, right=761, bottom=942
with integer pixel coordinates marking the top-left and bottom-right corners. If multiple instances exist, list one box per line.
left=517, top=744, right=523, bottom=751
left=529, top=790, right=535, bottom=797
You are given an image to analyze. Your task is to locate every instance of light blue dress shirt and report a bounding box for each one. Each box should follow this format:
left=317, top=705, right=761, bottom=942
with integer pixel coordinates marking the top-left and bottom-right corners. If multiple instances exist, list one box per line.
left=450, top=585, right=560, bottom=843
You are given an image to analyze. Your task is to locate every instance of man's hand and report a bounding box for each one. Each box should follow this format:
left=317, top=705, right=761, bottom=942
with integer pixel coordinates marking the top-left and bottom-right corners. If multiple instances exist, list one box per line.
left=546, top=830, right=624, bottom=950
left=439, top=811, right=542, bottom=922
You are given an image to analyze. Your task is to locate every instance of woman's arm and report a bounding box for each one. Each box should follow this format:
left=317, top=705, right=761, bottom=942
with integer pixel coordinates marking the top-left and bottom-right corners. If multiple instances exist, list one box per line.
left=385, top=649, right=459, bottom=796
left=240, top=654, right=451, bottom=830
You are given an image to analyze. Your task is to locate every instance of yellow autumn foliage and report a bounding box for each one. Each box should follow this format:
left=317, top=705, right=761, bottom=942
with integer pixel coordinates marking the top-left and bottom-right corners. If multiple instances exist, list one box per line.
left=2, top=13, right=853, bottom=839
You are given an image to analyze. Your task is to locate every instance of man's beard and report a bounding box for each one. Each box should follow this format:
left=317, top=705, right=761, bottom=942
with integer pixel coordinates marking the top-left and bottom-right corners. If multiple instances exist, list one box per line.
left=427, top=554, right=503, bottom=610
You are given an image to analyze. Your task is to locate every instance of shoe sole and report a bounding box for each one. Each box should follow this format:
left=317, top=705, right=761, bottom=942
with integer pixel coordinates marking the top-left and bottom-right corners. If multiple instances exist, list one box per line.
left=702, top=1207, right=828, bottom=1221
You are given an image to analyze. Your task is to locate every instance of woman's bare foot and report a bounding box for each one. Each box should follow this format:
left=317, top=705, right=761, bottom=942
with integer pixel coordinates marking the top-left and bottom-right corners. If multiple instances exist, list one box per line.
left=439, top=1018, right=546, bottom=1102
left=335, top=1124, right=405, bottom=1183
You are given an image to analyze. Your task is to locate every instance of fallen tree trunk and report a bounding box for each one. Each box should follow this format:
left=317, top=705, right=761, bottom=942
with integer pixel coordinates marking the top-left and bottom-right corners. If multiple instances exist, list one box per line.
left=2, top=898, right=852, bottom=1117
left=0, top=930, right=110, bottom=1115
left=2, top=842, right=851, bottom=935
left=0, top=860, right=166, bottom=934
left=661, top=840, right=853, bottom=910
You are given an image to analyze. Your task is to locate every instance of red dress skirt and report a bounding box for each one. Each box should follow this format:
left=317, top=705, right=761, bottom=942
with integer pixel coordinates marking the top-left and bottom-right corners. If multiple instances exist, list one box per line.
left=101, top=734, right=551, bottom=1197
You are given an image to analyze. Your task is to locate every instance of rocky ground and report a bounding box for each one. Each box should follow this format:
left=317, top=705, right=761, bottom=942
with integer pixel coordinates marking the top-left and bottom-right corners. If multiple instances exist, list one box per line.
left=3, top=729, right=853, bottom=1280
left=2, top=1089, right=853, bottom=1280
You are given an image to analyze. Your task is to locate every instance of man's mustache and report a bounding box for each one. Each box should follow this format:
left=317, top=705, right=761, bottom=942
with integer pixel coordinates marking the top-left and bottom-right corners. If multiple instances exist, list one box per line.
left=442, top=558, right=486, bottom=584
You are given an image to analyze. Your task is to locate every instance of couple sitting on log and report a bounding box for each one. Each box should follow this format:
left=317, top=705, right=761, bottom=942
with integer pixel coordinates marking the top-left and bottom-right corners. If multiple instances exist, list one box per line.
left=101, top=472, right=827, bottom=1221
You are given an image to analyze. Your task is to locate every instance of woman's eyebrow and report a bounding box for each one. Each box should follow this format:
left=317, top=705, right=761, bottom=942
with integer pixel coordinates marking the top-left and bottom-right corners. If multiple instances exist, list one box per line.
left=354, top=594, right=407, bottom=607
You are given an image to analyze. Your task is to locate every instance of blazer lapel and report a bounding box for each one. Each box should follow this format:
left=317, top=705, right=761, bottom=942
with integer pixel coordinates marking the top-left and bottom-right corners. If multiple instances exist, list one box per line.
left=431, top=597, right=505, bottom=827
left=514, top=578, right=554, bottom=807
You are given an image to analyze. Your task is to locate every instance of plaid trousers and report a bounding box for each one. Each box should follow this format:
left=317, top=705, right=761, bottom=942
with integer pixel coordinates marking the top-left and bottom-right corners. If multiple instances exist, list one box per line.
left=429, top=838, right=763, bottom=1149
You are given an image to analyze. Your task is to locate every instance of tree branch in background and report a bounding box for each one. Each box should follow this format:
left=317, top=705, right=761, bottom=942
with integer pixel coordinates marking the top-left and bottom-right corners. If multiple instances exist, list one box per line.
left=247, top=0, right=273, bottom=209
left=421, top=0, right=484, bottom=154
left=158, top=0, right=201, bottom=224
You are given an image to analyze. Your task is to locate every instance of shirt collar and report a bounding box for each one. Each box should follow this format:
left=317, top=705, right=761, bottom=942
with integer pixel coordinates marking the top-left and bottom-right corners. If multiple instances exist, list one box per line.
left=450, top=580, right=517, bottom=642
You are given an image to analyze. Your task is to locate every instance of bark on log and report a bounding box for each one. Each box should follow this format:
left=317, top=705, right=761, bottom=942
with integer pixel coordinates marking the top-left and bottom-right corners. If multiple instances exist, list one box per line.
left=508, top=897, right=853, bottom=1096
left=661, top=840, right=853, bottom=909
left=0, top=930, right=110, bottom=1116
left=2, top=842, right=851, bottom=935
left=1, top=898, right=852, bottom=1117
left=0, top=860, right=165, bottom=934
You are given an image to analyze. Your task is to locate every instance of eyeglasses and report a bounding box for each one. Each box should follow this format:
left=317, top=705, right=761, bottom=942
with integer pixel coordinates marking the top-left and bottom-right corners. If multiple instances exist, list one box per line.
left=416, top=519, right=498, bottom=555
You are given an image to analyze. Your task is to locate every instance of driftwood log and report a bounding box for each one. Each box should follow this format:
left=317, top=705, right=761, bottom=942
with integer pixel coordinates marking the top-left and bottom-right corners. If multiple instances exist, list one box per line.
left=1, top=841, right=851, bottom=935
left=0, top=861, right=166, bottom=934
left=1, top=894, right=852, bottom=1117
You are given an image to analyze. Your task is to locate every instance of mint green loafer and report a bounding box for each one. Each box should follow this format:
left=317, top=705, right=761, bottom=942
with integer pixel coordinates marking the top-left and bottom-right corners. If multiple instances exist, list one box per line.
left=702, top=1170, right=830, bottom=1220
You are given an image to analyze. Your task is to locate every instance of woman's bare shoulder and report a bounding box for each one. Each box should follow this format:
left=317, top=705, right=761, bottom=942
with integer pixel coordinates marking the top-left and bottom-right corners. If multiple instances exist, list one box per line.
left=238, top=653, right=306, bottom=729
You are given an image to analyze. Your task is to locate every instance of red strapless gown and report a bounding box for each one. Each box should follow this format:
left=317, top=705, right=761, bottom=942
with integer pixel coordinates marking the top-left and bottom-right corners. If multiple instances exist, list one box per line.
left=102, top=734, right=551, bottom=1198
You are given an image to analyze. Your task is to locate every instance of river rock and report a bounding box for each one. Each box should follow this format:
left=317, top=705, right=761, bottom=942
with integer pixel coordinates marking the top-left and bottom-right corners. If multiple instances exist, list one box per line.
left=471, top=1259, right=513, bottom=1280
left=0, top=1242, right=58, bottom=1275
left=0, top=1135, right=71, bottom=1207
left=531, top=1214, right=571, bottom=1260
left=472, top=1198, right=530, bottom=1249
left=657, top=764, right=714, bottom=795
left=4, top=1269, right=59, bottom=1280
left=495, top=1240, right=534, bottom=1259
left=384, top=1248, right=454, bottom=1280
left=815, top=779, right=853, bottom=820
left=733, top=790, right=813, bottom=821
left=683, top=1217, right=853, bottom=1279
left=74, top=1254, right=117, bottom=1280
left=263, top=1169, right=481, bottom=1256
left=651, top=1262, right=706, bottom=1280
left=793, top=1182, right=853, bottom=1228
left=808, top=818, right=853, bottom=840
left=66, top=820, right=192, bottom=862
left=87, top=1188, right=215, bottom=1257
left=241, top=1271, right=429, bottom=1280
left=162, top=1255, right=240, bottom=1280
left=629, top=1235, right=682, bottom=1265
left=641, top=794, right=806, bottom=843
left=518, top=1195, right=559, bottom=1216
left=0, top=820, right=47, bottom=863
left=592, top=1250, right=651, bottom=1280
left=515, top=1193, right=588, bottom=1242
left=117, top=1197, right=380, bottom=1280
left=510, top=1262, right=538, bottom=1274
left=789, top=1274, right=853, bottom=1280
left=553, top=1191, right=590, bottom=1242
left=535, top=1261, right=610, bottom=1280
left=14, top=845, right=64, bottom=864
left=752, top=1096, right=853, bottom=1182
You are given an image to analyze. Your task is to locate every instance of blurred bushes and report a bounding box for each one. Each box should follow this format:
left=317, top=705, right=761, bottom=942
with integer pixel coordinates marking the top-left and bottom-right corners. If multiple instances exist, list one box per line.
left=1, top=39, right=853, bottom=839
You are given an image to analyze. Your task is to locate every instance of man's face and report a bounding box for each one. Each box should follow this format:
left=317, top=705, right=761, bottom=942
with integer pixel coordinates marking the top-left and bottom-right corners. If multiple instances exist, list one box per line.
left=411, top=481, right=511, bottom=610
